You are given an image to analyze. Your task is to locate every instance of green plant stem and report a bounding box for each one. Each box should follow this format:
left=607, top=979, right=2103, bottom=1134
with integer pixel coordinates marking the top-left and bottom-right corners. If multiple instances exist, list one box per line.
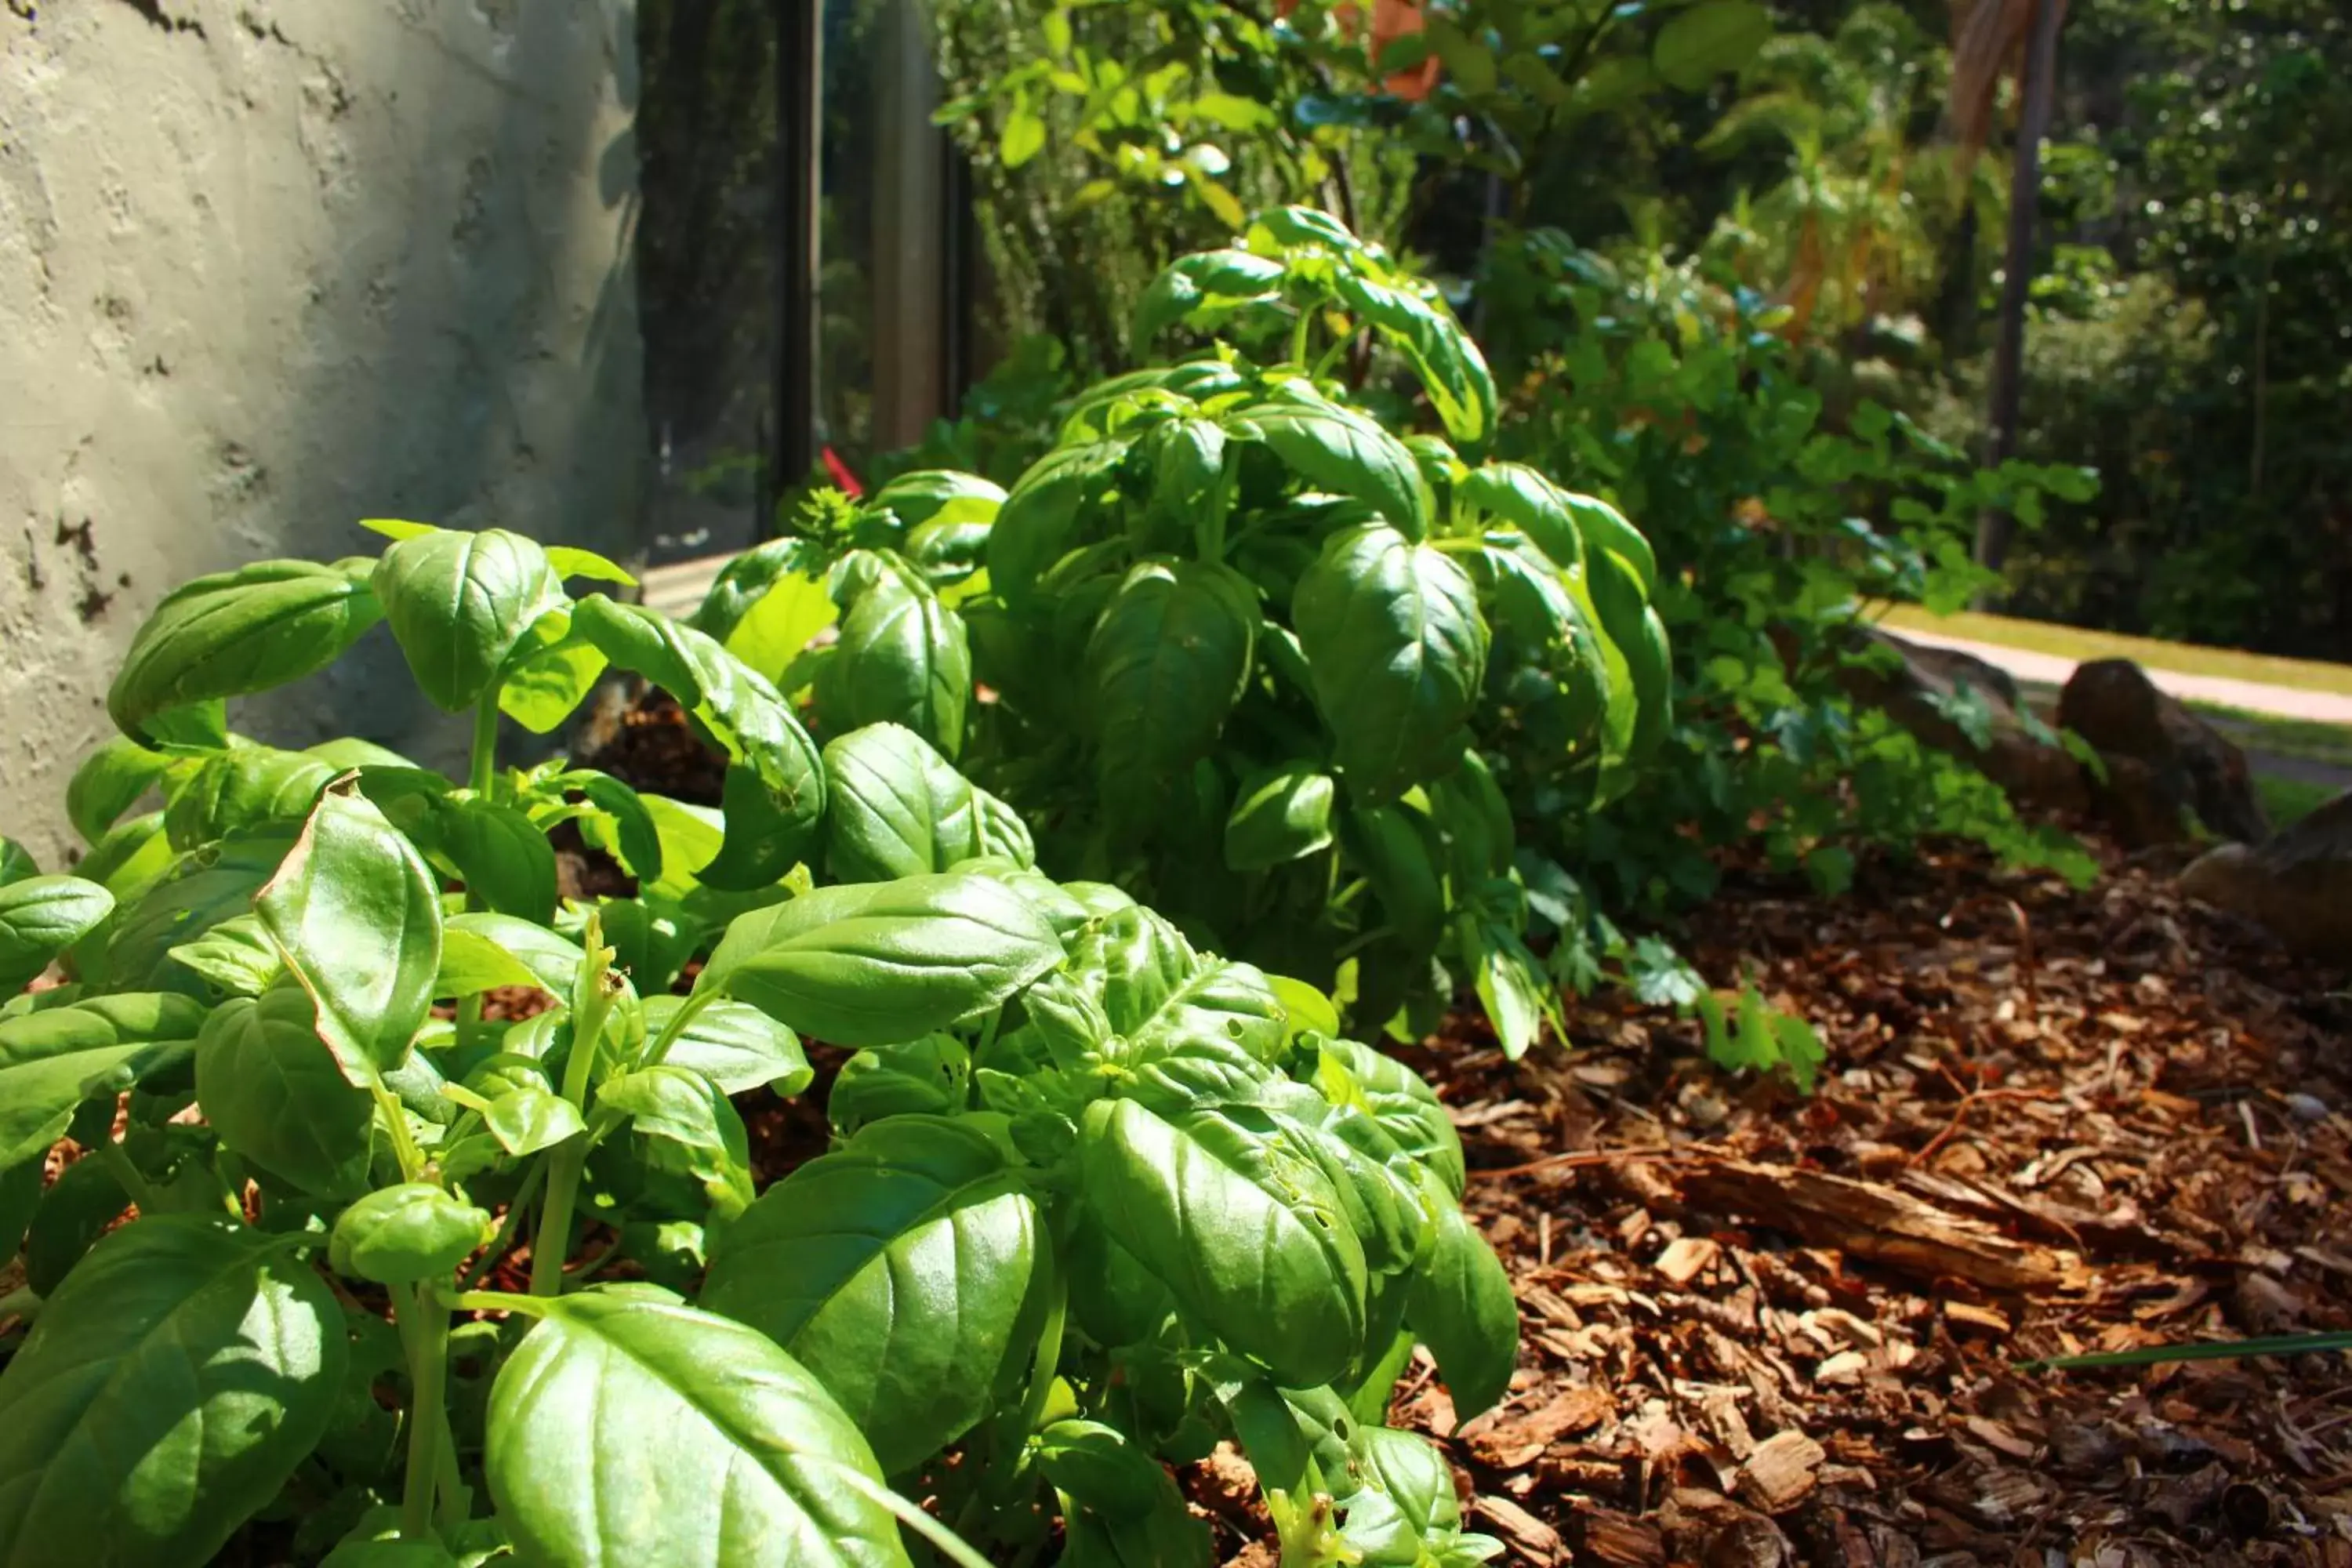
left=456, top=1160, right=548, bottom=1291
left=532, top=917, right=619, bottom=1297
left=369, top=1080, right=428, bottom=1184
left=469, top=691, right=501, bottom=798
left=96, top=1139, right=161, bottom=1214
left=1289, top=308, right=1312, bottom=370
left=397, top=1283, right=452, bottom=1543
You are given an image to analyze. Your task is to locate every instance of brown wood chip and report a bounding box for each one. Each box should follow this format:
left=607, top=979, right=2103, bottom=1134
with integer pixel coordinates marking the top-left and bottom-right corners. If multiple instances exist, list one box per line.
left=1736, top=1429, right=1827, bottom=1514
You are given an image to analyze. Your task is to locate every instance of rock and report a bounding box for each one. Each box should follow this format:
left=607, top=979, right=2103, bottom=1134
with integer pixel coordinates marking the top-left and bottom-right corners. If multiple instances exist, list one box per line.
left=2178, top=787, right=2352, bottom=962
left=1838, top=630, right=2089, bottom=815
left=2057, top=659, right=2268, bottom=846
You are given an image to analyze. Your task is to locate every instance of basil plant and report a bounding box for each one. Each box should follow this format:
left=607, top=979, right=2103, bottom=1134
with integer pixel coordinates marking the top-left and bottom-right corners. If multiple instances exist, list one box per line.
left=692, top=206, right=1670, bottom=1055
left=0, top=521, right=1515, bottom=1568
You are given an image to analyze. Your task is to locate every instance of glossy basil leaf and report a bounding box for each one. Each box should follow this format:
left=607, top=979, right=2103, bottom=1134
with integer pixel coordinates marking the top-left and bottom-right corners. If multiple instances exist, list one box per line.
left=819, top=723, right=1009, bottom=883
left=498, top=635, right=608, bottom=734
left=1317, top=1037, right=1465, bottom=1196
left=702, top=1116, right=1044, bottom=1475
left=817, top=550, right=971, bottom=758
left=257, top=789, right=441, bottom=1083
left=195, top=985, right=376, bottom=1196
left=162, top=745, right=337, bottom=851
left=23, top=1153, right=127, bottom=1298
left=1586, top=547, right=1672, bottom=763
left=826, top=1035, right=968, bottom=1134
left=545, top=544, right=637, bottom=586
left=988, top=438, right=1133, bottom=607
left=485, top=1289, right=911, bottom=1568
left=1134, top=246, right=1287, bottom=340
left=568, top=770, right=666, bottom=884
left=593, top=896, right=696, bottom=996
left=166, top=912, right=285, bottom=999
left=107, top=559, right=381, bottom=742
left=1079, top=1096, right=1368, bottom=1386
left=1089, top=559, right=1256, bottom=804
left=0, top=993, right=204, bottom=1173
left=0, top=1215, right=344, bottom=1568
left=434, top=924, right=547, bottom=997
left=1224, top=763, right=1337, bottom=871
left=1458, top=462, right=1585, bottom=575
left=434, top=797, right=558, bottom=921
left=93, top=830, right=287, bottom=995
left=597, top=1065, right=754, bottom=1219
left=1063, top=1215, right=1175, bottom=1349
left=1330, top=270, right=1498, bottom=447
left=446, top=913, right=582, bottom=996
left=1040, top=1421, right=1212, bottom=1568
left=1403, top=1196, right=1519, bottom=1419
left=482, top=1082, right=586, bottom=1157
left=699, top=873, right=1063, bottom=1047
left=1073, top=906, right=1286, bottom=1066
left=572, top=596, right=825, bottom=891
left=1563, top=490, right=1657, bottom=597
left=328, top=1183, right=493, bottom=1284
left=1470, top=920, right=1559, bottom=1062
left=0, top=874, right=114, bottom=993
left=633, top=795, right=724, bottom=898
left=1294, top=523, right=1489, bottom=803
left=866, top=469, right=1007, bottom=533
left=67, top=737, right=175, bottom=845
left=694, top=539, right=840, bottom=691
left=1237, top=402, right=1428, bottom=539
left=304, top=737, right=419, bottom=772
left=643, top=995, right=810, bottom=1098
left=0, top=837, right=33, bottom=887
left=370, top=527, right=570, bottom=712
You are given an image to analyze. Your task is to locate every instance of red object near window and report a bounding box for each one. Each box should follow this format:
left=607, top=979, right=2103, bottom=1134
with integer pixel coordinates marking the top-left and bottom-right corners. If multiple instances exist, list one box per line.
left=1278, top=0, right=1441, bottom=102
left=822, top=445, right=866, bottom=499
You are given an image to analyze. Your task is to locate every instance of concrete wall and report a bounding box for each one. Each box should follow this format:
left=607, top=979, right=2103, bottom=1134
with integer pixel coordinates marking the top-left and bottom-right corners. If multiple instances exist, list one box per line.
left=0, top=0, right=645, bottom=868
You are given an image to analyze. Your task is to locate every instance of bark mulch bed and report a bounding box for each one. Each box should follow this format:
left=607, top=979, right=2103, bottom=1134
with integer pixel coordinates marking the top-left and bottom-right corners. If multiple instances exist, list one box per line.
left=1318, top=839, right=2352, bottom=1568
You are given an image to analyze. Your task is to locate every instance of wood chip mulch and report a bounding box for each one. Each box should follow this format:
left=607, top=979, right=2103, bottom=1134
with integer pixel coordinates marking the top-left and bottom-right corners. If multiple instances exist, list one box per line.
left=1243, top=836, right=2352, bottom=1568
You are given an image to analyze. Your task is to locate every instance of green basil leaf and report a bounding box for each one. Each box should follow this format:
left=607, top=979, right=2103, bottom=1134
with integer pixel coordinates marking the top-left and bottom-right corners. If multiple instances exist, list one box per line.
left=1586, top=548, right=1672, bottom=763
left=572, top=597, right=825, bottom=892
left=702, top=1116, right=1044, bottom=1474
left=99, top=831, right=293, bottom=993
left=107, top=560, right=382, bottom=742
left=597, top=1065, right=754, bottom=1219
left=498, top=637, right=608, bottom=735
left=1317, top=1038, right=1465, bottom=1196
left=304, top=737, right=419, bottom=772
left=445, top=913, right=583, bottom=996
left=1089, top=560, right=1256, bottom=805
left=866, top=470, right=1007, bottom=533
left=166, top=912, right=285, bottom=999
left=1079, top=1097, right=1367, bottom=1386
left=591, top=895, right=697, bottom=995
left=434, top=925, right=548, bottom=998
left=482, top=1082, right=586, bottom=1157
left=699, top=873, right=1063, bottom=1047
left=820, top=722, right=987, bottom=883
left=1073, top=906, right=1286, bottom=1066
left=434, top=798, right=558, bottom=922
left=0, top=837, right=34, bottom=887
left=1134, top=247, right=1287, bottom=341
left=0, top=1157, right=36, bottom=1261
left=67, top=738, right=175, bottom=846
left=0, top=1215, right=345, bottom=1568
left=484, top=1289, right=911, bottom=1568
left=1039, top=1420, right=1210, bottom=1567
left=1330, top=270, right=1498, bottom=447
left=162, top=745, right=337, bottom=851
left=370, top=528, right=571, bottom=712
left=988, top=439, right=1132, bottom=608
left=1563, top=490, right=1657, bottom=597
left=643, top=995, right=811, bottom=1098
left=567, top=771, right=666, bottom=884
left=1403, top=1196, right=1519, bottom=1418
left=1457, top=462, right=1585, bottom=575
left=0, top=994, right=205, bottom=1172
left=544, top=544, right=638, bottom=586
left=195, top=985, right=376, bottom=1196
left=692, top=539, right=840, bottom=691
left=24, top=1153, right=129, bottom=1298
left=1294, top=523, right=1489, bottom=803
left=0, top=875, right=114, bottom=993
left=1236, top=403, right=1428, bottom=539
left=1653, top=0, right=1772, bottom=89
left=328, top=1183, right=493, bottom=1284
left=1224, top=764, right=1337, bottom=871
left=257, top=788, right=442, bottom=1083
left=815, top=552, right=971, bottom=758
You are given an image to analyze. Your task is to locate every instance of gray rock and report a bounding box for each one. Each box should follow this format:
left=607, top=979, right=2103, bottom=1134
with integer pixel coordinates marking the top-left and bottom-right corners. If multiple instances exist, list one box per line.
left=2178, top=787, right=2352, bottom=963
left=2057, top=659, right=2269, bottom=847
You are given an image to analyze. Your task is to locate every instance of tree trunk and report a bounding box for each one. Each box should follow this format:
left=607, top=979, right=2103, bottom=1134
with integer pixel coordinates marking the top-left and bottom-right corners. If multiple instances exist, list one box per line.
left=1971, top=0, right=2067, bottom=591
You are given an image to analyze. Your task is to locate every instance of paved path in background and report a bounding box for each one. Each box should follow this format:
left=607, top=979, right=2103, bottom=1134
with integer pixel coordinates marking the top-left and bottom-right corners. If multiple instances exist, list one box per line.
left=1892, top=624, right=2352, bottom=728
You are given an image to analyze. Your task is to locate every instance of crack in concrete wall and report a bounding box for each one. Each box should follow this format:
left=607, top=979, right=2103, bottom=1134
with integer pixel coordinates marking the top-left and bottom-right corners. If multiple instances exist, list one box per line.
left=0, top=0, right=646, bottom=867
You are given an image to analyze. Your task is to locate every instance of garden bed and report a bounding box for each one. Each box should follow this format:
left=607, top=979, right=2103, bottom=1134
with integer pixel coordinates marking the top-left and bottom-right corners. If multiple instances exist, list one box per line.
left=583, top=685, right=2352, bottom=1564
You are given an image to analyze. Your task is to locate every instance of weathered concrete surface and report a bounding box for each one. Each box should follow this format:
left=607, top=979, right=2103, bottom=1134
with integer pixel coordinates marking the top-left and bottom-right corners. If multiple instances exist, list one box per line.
left=0, top=0, right=644, bottom=867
